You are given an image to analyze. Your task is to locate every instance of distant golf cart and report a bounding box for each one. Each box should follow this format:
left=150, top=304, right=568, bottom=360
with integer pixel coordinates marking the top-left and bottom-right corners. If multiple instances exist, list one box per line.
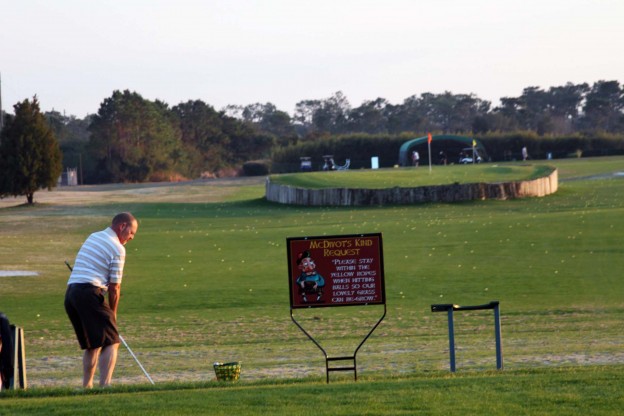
left=459, top=148, right=483, bottom=164
left=300, top=157, right=312, bottom=172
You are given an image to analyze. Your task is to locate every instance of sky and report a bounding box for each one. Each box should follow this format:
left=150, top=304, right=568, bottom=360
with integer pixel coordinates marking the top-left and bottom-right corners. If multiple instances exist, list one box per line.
left=1, top=0, right=623, bottom=118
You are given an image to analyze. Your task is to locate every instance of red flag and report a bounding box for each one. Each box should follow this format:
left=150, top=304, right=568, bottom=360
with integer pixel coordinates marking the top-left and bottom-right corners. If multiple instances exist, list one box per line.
left=427, top=132, right=432, bottom=144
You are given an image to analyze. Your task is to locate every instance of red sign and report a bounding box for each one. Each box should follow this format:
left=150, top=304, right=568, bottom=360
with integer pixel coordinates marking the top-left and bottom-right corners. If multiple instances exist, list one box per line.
left=287, top=233, right=385, bottom=309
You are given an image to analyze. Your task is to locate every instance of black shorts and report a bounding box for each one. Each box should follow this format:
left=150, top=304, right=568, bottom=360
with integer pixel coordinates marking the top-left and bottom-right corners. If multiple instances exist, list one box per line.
left=64, top=283, right=119, bottom=350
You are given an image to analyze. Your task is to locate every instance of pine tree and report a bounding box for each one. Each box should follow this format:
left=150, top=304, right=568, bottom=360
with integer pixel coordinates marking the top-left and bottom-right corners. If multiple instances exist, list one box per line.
left=0, top=97, right=63, bottom=204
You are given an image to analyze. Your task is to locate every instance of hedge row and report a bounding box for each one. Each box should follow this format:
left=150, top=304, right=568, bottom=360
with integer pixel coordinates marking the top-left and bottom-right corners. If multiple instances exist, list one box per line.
left=269, top=132, right=624, bottom=173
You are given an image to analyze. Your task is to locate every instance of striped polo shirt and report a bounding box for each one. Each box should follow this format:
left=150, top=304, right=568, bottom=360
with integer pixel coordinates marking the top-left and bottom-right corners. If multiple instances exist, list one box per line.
left=67, top=227, right=126, bottom=289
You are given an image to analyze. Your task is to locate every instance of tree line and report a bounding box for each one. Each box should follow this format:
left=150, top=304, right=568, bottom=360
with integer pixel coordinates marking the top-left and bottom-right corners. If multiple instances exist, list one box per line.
left=43, top=90, right=275, bottom=183
left=223, top=80, right=622, bottom=136
left=1, top=80, right=623, bottom=192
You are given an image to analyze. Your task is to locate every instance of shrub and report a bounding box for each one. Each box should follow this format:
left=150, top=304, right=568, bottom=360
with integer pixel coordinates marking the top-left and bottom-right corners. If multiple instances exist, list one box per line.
left=242, top=160, right=271, bottom=176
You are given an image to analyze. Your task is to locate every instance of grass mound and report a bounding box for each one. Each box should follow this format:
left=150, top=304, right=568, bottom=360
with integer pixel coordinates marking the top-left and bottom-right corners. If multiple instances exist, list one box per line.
left=270, top=163, right=554, bottom=189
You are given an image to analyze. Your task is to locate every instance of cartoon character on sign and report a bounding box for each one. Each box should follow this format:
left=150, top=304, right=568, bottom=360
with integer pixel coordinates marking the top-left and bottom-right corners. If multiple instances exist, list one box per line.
left=296, top=250, right=325, bottom=303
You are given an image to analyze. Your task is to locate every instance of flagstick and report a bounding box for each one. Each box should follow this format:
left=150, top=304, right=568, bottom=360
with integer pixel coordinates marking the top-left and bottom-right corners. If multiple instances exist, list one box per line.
left=427, top=133, right=433, bottom=173
left=428, top=139, right=432, bottom=173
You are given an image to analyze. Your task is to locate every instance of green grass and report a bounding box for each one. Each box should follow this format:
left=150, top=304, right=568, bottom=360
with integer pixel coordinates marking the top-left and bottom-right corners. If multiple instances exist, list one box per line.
left=270, top=163, right=554, bottom=188
left=1, top=156, right=623, bottom=414
left=1, top=367, right=622, bottom=415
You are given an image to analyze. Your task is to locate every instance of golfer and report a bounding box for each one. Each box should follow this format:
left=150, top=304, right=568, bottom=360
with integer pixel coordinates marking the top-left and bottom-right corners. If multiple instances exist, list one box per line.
left=64, top=212, right=138, bottom=388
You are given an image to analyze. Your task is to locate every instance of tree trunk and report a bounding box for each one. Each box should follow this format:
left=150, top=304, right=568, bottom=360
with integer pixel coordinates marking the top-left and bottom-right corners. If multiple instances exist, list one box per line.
left=27, top=193, right=34, bottom=205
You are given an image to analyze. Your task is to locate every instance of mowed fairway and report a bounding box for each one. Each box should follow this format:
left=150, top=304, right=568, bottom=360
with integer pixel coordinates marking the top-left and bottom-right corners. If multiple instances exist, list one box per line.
left=0, top=158, right=623, bottom=414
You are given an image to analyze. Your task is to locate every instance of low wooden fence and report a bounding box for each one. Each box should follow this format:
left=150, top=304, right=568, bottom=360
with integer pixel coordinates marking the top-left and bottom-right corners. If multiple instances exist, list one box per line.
left=265, top=168, right=558, bottom=206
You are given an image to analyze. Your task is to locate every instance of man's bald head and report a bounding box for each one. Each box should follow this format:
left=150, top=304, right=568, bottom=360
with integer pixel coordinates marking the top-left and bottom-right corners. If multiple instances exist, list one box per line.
left=112, top=212, right=136, bottom=228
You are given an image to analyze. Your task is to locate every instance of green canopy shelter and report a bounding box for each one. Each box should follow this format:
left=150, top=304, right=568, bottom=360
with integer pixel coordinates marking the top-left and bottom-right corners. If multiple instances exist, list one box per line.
left=399, top=135, right=487, bottom=166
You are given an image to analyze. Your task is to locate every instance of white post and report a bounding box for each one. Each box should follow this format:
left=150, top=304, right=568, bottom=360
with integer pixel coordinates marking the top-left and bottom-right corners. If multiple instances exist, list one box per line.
left=371, top=157, right=379, bottom=169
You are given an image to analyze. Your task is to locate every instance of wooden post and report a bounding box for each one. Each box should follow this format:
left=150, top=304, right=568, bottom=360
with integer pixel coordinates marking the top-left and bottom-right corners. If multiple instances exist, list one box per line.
left=10, top=325, right=27, bottom=389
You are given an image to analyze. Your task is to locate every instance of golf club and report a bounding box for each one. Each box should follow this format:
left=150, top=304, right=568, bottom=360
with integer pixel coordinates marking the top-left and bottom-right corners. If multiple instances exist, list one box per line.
left=65, top=260, right=155, bottom=385
left=119, top=335, right=155, bottom=385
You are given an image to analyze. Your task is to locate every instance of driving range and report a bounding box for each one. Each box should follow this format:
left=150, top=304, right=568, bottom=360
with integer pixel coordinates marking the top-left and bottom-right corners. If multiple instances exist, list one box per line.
left=0, top=157, right=622, bottom=415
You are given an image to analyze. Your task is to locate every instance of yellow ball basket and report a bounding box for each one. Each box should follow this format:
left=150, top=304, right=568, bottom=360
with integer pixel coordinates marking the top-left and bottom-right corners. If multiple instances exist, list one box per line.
left=213, top=361, right=242, bottom=381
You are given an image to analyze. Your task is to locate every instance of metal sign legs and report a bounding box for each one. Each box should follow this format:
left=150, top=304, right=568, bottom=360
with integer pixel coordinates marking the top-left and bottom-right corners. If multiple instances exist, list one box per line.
left=431, top=301, right=503, bottom=372
left=290, top=305, right=386, bottom=383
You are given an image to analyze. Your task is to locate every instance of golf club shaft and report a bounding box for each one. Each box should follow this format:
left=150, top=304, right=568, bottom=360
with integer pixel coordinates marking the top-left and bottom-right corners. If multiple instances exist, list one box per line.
left=120, top=335, right=155, bottom=385
left=65, top=260, right=155, bottom=385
